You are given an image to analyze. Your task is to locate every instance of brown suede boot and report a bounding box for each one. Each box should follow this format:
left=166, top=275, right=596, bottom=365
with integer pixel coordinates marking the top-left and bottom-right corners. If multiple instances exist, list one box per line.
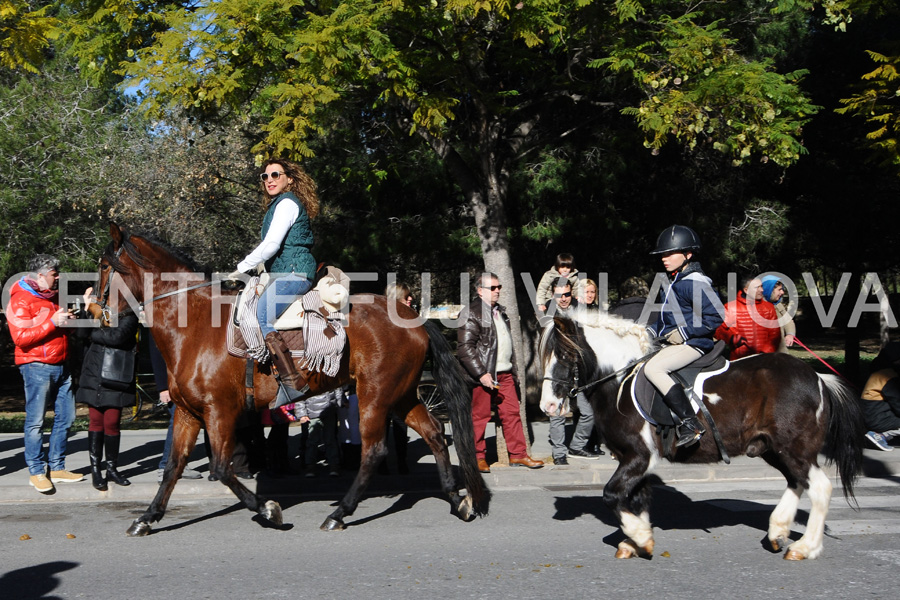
left=265, top=331, right=307, bottom=391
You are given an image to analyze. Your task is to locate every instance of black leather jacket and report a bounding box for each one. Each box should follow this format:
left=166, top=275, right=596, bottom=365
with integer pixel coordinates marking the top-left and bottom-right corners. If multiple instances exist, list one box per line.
left=457, top=298, right=518, bottom=384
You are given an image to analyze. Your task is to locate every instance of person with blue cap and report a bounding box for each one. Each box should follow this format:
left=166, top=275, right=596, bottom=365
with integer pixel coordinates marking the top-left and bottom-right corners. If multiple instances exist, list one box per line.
left=759, top=275, right=796, bottom=352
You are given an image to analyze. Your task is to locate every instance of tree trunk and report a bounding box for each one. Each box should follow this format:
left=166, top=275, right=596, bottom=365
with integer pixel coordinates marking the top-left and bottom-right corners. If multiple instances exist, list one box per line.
left=469, top=187, right=531, bottom=462
left=412, top=106, right=534, bottom=461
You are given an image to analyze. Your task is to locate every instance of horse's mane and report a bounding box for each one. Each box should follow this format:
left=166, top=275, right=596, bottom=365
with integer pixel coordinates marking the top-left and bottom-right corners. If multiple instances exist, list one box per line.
left=568, top=307, right=655, bottom=355
left=103, top=231, right=210, bottom=276
left=539, top=307, right=655, bottom=379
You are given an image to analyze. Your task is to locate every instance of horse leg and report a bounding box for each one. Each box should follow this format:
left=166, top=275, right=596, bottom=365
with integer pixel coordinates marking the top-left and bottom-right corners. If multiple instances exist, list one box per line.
left=603, top=450, right=655, bottom=559
left=320, top=404, right=390, bottom=531
left=761, top=450, right=831, bottom=559
left=399, top=398, right=474, bottom=521
left=126, top=407, right=201, bottom=537
left=785, top=465, right=831, bottom=560
left=206, top=406, right=283, bottom=527
left=768, top=485, right=803, bottom=553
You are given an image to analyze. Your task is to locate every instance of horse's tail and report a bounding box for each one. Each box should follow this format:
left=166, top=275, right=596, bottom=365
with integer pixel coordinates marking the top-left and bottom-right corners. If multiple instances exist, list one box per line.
left=424, top=320, right=491, bottom=517
left=819, top=373, right=865, bottom=504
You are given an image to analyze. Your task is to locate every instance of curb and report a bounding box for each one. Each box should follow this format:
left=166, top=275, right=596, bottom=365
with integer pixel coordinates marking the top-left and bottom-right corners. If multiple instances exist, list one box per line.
left=2, top=429, right=899, bottom=504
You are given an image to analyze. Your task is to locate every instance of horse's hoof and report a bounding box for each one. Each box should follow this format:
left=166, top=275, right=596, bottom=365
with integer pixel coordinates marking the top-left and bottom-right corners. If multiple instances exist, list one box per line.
left=784, top=548, right=807, bottom=561
left=456, top=496, right=475, bottom=522
left=770, top=536, right=787, bottom=552
left=261, top=500, right=283, bottom=526
left=640, top=539, right=655, bottom=557
left=126, top=520, right=152, bottom=537
left=615, top=541, right=637, bottom=559
left=320, top=517, right=346, bottom=531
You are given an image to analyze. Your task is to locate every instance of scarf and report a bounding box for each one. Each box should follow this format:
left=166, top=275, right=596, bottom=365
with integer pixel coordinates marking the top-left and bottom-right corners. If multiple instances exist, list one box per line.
left=22, top=277, right=59, bottom=301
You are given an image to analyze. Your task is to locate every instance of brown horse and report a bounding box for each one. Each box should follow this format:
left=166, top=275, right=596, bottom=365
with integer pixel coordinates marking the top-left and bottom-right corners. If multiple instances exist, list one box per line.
left=96, top=223, right=489, bottom=536
left=539, top=309, right=864, bottom=561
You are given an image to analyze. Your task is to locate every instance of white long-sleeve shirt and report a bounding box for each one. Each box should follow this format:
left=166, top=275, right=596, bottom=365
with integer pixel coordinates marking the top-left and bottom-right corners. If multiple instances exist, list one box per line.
left=236, top=199, right=300, bottom=273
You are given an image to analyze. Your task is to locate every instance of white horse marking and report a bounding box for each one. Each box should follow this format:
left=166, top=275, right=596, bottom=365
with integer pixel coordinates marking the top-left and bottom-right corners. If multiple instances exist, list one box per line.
left=786, top=466, right=832, bottom=559
left=768, top=485, right=802, bottom=547
left=620, top=510, right=654, bottom=550
left=705, top=392, right=723, bottom=405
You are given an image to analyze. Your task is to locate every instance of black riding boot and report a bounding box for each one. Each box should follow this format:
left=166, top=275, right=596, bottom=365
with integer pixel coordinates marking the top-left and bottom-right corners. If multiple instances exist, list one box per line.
left=394, top=421, right=409, bottom=475
left=662, top=386, right=706, bottom=447
left=265, top=331, right=309, bottom=408
left=104, top=434, right=131, bottom=486
left=88, top=431, right=107, bottom=491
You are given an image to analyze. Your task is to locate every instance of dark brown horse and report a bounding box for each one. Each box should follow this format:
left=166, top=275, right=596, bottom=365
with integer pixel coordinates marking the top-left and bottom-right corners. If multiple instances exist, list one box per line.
left=539, top=309, right=864, bottom=561
left=97, top=223, right=489, bottom=536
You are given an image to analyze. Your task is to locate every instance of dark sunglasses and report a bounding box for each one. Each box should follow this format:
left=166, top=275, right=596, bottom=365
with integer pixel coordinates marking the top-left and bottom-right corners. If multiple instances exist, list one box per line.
left=555, top=291, right=572, bottom=298
left=259, top=171, right=286, bottom=181
left=480, top=284, right=502, bottom=291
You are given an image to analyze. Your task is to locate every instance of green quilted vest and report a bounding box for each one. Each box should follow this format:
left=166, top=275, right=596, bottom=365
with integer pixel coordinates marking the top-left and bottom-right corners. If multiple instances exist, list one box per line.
left=261, top=191, right=315, bottom=279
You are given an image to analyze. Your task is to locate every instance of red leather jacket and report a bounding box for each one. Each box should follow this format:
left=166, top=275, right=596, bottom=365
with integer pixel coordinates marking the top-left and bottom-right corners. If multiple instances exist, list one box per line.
left=715, top=292, right=781, bottom=360
left=5, top=279, right=69, bottom=366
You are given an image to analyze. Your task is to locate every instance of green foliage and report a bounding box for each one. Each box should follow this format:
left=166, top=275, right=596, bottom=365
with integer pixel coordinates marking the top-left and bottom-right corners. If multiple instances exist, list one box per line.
left=719, top=200, right=791, bottom=270
left=595, top=13, right=820, bottom=167
left=0, top=56, right=263, bottom=285
left=836, top=50, right=900, bottom=175
left=0, top=58, right=121, bottom=279
left=0, top=0, right=58, bottom=73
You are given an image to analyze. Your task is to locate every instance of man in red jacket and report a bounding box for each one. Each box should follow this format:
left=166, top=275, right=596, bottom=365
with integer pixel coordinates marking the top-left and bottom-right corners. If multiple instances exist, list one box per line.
left=715, top=276, right=782, bottom=360
left=5, top=254, right=84, bottom=493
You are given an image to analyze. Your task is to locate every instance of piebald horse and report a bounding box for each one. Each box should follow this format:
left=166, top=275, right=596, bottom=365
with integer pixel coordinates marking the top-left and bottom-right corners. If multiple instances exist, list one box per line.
left=539, top=309, right=863, bottom=560
left=97, top=223, right=490, bottom=535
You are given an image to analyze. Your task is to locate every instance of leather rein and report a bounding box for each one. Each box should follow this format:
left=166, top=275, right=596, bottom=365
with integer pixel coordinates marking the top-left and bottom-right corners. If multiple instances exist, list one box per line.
left=98, top=242, right=220, bottom=323
left=543, top=347, right=662, bottom=400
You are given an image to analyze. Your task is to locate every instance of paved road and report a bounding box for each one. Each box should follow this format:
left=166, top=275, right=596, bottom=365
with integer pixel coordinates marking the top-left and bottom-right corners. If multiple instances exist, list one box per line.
left=2, top=423, right=900, bottom=598
left=2, top=478, right=899, bottom=599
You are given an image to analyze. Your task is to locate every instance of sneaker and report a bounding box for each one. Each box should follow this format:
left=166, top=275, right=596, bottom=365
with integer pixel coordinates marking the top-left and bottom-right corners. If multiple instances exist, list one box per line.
left=866, top=431, right=893, bottom=452
left=157, top=468, right=204, bottom=483
left=553, top=456, right=568, bottom=466
left=49, top=470, right=85, bottom=483
left=181, top=468, right=203, bottom=480
left=29, top=474, right=54, bottom=493
left=567, top=447, right=602, bottom=460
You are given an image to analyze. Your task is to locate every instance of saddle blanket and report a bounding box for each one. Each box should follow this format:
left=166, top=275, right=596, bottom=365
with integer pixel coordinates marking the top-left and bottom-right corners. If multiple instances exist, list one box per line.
left=226, top=268, right=348, bottom=376
left=627, top=360, right=730, bottom=426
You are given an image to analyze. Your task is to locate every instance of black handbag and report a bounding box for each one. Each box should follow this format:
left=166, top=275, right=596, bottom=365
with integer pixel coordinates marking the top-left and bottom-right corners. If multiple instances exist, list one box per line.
left=100, top=346, right=136, bottom=391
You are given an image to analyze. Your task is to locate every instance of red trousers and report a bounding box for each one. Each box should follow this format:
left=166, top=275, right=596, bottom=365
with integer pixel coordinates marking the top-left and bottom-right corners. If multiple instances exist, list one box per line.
left=471, top=372, right=528, bottom=460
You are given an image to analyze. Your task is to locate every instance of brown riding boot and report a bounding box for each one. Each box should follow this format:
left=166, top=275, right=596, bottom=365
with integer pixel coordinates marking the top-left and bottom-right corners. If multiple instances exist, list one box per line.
left=265, top=331, right=307, bottom=391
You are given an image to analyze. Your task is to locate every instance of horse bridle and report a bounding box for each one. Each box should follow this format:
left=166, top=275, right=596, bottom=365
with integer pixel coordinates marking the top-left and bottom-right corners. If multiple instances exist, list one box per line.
left=98, top=240, right=219, bottom=323
left=543, top=348, right=663, bottom=400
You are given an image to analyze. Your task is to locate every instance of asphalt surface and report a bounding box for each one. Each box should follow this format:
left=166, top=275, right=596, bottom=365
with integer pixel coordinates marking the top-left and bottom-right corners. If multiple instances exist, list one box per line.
left=2, top=420, right=899, bottom=504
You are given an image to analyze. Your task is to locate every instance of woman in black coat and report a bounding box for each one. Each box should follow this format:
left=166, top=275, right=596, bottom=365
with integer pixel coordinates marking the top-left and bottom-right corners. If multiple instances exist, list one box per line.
left=76, top=311, right=139, bottom=490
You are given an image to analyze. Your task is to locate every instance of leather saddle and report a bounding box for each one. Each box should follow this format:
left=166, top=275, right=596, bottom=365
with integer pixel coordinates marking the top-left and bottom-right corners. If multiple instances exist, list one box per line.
left=227, top=266, right=350, bottom=359
left=627, top=340, right=729, bottom=427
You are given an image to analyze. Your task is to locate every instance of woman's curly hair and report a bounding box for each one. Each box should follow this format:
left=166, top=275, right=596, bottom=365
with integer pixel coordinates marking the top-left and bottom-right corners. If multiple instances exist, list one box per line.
left=260, top=158, right=320, bottom=219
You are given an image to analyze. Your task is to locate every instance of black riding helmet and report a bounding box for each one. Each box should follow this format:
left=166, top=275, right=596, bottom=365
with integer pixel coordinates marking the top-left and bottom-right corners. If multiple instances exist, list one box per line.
left=649, top=225, right=701, bottom=255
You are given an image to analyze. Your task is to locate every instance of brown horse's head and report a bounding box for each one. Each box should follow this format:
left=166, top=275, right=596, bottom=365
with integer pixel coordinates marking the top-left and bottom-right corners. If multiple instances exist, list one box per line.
left=98, top=222, right=206, bottom=322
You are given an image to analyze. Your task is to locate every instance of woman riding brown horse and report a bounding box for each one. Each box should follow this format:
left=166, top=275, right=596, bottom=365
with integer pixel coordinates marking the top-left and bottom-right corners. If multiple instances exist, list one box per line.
left=97, top=223, right=489, bottom=535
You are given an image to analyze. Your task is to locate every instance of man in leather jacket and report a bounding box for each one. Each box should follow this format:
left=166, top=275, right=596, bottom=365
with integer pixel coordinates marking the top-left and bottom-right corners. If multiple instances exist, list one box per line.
left=457, top=273, right=543, bottom=473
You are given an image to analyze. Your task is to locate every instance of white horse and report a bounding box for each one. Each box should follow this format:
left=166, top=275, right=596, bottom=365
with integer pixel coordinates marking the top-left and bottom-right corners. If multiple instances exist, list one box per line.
left=538, top=309, right=863, bottom=560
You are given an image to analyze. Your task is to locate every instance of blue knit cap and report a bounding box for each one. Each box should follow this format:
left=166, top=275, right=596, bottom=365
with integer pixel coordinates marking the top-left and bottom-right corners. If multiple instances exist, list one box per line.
left=760, top=275, right=782, bottom=304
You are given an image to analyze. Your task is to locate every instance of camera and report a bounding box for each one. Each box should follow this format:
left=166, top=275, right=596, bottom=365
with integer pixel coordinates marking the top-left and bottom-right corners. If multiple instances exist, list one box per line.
left=68, top=297, right=85, bottom=319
